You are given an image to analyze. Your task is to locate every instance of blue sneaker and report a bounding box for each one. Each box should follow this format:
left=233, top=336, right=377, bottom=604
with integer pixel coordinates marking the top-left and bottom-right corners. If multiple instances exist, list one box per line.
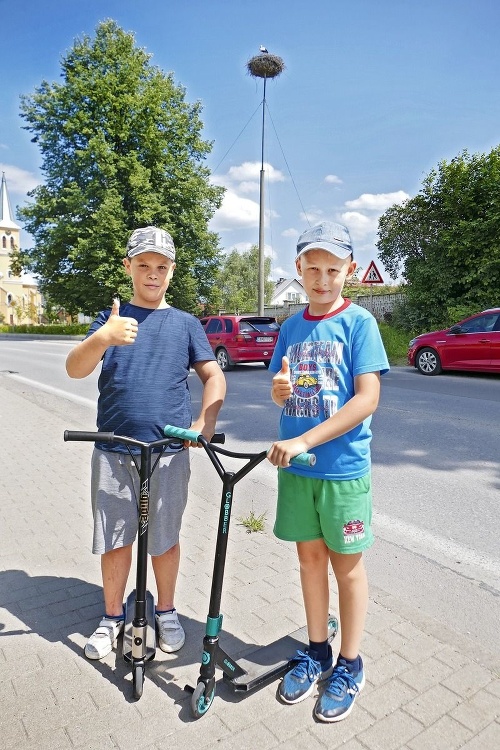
left=314, top=658, right=365, bottom=722
left=278, top=648, right=333, bottom=704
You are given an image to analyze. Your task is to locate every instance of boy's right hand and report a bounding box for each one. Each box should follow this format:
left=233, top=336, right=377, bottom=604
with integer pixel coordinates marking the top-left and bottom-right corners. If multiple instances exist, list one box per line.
left=272, top=356, right=293, bottom=404
left=103, top=298, right=138, bottom=346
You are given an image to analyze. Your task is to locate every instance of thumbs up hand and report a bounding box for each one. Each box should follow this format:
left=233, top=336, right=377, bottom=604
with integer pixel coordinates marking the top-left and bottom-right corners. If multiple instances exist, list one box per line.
left=271, top=355, right=293, bottom=406
left=104, top=297, right=138, bottom=346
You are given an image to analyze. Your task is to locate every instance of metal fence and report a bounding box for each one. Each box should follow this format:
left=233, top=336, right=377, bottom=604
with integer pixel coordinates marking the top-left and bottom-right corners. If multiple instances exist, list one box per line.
left=264, top=292, right=405, bottom=323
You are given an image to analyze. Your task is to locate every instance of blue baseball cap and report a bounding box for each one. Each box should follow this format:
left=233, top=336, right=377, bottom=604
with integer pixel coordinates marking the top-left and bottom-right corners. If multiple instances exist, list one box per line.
left=296, top=221, right=353, bottom=260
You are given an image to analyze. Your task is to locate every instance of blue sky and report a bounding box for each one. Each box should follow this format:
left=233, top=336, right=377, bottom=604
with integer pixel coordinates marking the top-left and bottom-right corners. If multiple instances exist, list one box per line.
left=1, top=0, right=499, bottom=282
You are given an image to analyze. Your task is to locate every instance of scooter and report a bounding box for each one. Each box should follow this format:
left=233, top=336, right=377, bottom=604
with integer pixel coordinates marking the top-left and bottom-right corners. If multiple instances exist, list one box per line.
left=63, top=428, right=223, bottom=699
left=163, top=425, right=338, bottom=718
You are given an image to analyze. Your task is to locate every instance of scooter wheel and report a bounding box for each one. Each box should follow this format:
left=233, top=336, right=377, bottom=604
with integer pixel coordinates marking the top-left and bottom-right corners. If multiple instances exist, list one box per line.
left=191, top=682, right=214, bottom=718
left=327, top=614, right=339, bottom=642
left=133, top=664, right=145, bottom=699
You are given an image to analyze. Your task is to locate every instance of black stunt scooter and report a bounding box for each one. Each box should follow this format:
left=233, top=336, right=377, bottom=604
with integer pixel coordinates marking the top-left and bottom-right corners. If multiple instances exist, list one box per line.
left=163, top=425, right=338, bottom=719
left=64, top=428, right=223, bottom=699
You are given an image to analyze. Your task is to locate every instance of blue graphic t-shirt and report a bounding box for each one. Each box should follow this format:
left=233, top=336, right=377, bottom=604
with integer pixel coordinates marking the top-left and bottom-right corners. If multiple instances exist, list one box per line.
left=86, top=303, right=215, bottom=452
left=269, top=300, right=389, bottom=480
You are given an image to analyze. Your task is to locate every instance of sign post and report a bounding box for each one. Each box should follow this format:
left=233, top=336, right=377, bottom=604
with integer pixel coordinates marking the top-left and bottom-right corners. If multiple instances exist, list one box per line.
left=360, top=261, right=384, bottom=311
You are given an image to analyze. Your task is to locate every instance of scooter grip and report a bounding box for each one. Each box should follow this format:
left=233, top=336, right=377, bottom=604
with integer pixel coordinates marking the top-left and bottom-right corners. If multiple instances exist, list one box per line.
left=163, top=425, right=225, bottom=444
left=64, top=430, right=115, bottom=442
left=290, top=452, right=316, bottom=467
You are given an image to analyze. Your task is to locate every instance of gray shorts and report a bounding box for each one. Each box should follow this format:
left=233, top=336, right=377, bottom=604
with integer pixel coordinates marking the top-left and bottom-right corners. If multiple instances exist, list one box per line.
left=91, top=447, right=190, bottom=556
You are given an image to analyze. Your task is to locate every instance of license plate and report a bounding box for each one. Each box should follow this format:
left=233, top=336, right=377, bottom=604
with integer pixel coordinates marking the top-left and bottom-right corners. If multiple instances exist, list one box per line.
left=256, top=336, right=273, bottom=343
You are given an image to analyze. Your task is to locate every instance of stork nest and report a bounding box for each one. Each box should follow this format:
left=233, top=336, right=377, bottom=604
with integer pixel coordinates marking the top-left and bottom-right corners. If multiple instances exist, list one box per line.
left=247, top=54, right=285, bottom=79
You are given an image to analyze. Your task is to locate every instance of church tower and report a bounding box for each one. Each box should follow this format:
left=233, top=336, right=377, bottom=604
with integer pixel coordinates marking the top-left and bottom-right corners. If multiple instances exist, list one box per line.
left=0, top=173, right=42, bottom=325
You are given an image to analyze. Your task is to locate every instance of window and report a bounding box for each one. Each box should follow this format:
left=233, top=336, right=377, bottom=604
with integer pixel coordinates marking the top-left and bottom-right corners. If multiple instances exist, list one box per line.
left=206, top=318, right=223, bottom=334
left=461, top=314, right=497, bottom=334
left=2, top=236, right=6, bottom=249
left=10, top=237, right=14, bottom=249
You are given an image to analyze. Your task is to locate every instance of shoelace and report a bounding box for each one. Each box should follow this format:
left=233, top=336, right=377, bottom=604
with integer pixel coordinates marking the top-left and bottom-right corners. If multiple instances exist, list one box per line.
left=290, top=650, right=322, bottom=680
left=326, top=665, right=359, bottom=696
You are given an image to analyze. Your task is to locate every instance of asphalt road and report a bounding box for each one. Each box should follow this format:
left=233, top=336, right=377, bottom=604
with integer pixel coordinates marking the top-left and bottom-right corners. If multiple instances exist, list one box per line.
left=1, top=337, right=499, bottom=659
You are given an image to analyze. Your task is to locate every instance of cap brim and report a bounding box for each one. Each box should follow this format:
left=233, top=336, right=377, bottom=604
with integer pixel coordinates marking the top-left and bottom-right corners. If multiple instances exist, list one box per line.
left=296, top=241, right=352, bottom=260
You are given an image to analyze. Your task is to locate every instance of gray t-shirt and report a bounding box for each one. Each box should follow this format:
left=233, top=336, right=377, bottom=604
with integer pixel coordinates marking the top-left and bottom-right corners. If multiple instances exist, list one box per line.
left=86, top=303, right=215, bottom=452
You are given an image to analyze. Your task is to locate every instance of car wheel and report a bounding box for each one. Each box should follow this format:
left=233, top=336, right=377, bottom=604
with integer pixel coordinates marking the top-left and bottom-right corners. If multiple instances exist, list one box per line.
left=263, top=361, right=271, bottom=369
left=216, top=348, right=234, bottom=372
left=415, top=347, right=442, bottom=376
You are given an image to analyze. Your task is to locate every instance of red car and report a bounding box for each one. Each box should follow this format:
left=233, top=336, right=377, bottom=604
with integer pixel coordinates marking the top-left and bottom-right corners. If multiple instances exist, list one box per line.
left=200, top=315, right=279, bottom=371
left=408, top=308, right=500, bottom=375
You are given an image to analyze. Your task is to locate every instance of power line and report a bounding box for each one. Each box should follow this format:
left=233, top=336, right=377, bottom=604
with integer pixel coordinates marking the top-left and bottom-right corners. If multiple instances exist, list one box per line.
left=265, top=101, right=311, bottom=227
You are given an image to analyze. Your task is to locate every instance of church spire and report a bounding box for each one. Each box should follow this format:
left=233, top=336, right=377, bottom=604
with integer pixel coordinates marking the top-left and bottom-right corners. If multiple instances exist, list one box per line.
left=0, top=172, right=20, bottom=230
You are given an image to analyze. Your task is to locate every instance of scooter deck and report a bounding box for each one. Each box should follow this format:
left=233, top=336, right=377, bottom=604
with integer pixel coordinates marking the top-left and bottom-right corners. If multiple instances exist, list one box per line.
left=122, top=589, right=156, bottom=663
left=223, top=617, right=338, bottom=693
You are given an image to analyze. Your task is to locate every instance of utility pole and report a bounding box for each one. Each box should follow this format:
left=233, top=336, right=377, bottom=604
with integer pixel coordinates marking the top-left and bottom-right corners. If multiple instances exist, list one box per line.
left=247, top=48, right=284, bottom=315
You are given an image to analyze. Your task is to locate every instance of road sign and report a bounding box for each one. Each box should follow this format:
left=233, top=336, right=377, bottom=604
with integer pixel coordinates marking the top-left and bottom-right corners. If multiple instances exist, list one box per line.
left=361, top=261, right=384, bottom=284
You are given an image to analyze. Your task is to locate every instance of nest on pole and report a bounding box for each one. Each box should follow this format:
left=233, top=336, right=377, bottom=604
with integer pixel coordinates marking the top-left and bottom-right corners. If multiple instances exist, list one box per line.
left=247, top=53, right=285, bottom=79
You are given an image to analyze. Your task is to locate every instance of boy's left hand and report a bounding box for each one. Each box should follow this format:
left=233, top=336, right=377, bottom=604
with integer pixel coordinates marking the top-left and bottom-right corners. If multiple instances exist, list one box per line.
left=183, top=420, right=215, bottom=448
left=267, top=437, right=310, bottom=468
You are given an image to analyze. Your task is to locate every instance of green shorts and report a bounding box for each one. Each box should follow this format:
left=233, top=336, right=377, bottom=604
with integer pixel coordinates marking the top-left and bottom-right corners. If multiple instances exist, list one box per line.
left=274, top=469, right=374, bottom=554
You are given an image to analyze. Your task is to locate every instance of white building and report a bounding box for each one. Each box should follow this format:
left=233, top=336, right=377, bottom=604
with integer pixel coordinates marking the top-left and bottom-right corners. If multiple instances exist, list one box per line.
left=270, top=277, right=307, bottom=306
left=0, top=173, right=43, bottom=325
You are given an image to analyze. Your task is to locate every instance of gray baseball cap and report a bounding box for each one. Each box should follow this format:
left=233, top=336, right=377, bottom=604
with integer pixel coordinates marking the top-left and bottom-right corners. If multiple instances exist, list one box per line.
left=296, top=221, right=353, bottom=260
left=126, top=226, right=175, bottom=260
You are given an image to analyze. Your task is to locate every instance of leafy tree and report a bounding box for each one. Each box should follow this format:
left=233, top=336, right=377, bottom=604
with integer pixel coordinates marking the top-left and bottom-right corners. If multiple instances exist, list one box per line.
left=377, top=147, right=500, bottom=330
left=215, top=245, right=275, bottom=314
left=17, top=20, right=224, bottom=316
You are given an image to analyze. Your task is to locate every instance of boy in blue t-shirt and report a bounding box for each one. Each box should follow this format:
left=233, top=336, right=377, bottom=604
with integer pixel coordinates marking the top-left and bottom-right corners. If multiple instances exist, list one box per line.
left=268, top=221, right=389, bottom=722
left=66, top=226, right=226, bottom=661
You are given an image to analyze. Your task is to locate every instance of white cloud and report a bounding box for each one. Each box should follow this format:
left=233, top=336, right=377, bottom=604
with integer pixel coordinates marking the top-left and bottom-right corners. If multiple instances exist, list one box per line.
left=344, top=190, right=409, bottom=212
left=210, top=161, right=284, bottom=232
left=325, top=174, right=343, bottom=185
left=209, top=189, right=260, bottom=231
left=281, top=227, right=298, bottom=237
left=0, top=163, right=39, bottom=194
left=227, top=161, right=285, bottom=183
left=340, top=211, right=379, bottom=242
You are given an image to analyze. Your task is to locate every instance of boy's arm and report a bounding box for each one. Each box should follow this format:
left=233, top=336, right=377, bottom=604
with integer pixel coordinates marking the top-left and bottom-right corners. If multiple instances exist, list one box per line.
left=189, top=360, right=226, bottom=443
left=66, top=299, right=138, bottom=379
left=268, top=371, right=381, bottom=467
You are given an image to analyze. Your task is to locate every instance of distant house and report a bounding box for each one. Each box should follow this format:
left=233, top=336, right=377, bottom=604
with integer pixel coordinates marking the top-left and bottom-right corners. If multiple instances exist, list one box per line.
left=270, top=278, right=308, bottom=306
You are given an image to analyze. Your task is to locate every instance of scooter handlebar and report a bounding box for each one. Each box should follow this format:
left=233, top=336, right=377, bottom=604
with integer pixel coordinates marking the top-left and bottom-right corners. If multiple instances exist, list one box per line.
left=290, top=452, right=316, bottom=467
left=64, top=430, right=116, bottom=442
left=163, top=425, right=225, bottom=444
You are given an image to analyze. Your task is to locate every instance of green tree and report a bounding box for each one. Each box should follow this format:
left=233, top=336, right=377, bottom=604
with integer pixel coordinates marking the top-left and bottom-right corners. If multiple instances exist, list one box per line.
left=17, top=20, right=224, bottom=316
left=376, top=147, right=500, bottom=330
left=216, top=245, right=275, bottom=313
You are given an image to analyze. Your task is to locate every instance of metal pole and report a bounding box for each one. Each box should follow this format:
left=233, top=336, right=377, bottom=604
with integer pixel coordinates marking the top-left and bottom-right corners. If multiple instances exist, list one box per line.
left=257, top=77, right=267, bottom=316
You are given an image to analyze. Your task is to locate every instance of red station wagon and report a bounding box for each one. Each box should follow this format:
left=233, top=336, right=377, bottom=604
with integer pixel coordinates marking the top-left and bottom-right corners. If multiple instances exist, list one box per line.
left=408, top=308, right=500, bottom=375
left=200, top=315, right=279, bottom=371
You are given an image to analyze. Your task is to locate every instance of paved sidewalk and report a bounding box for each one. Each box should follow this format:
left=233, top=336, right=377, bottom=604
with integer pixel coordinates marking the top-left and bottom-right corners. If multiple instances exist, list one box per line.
left=0, top=373, right=499, bottom=750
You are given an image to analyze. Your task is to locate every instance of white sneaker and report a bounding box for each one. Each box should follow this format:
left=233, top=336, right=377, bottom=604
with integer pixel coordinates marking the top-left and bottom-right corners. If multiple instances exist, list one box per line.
left=156, top=609, right=185, bottom=653
left=85, top=616, right=124, bottom=660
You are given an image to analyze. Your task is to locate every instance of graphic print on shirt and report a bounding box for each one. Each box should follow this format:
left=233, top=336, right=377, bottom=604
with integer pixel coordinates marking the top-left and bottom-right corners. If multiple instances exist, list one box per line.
left=284, top=339, right=344, bottom=420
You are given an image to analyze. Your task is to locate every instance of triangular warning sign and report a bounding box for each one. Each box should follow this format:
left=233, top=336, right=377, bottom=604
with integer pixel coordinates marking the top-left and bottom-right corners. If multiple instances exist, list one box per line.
left=361, top=260, right=384, bottom=284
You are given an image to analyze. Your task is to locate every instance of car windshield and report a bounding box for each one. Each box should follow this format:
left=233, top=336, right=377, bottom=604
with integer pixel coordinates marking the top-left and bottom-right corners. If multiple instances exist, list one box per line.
left=241, top=318, right=279, bottom=332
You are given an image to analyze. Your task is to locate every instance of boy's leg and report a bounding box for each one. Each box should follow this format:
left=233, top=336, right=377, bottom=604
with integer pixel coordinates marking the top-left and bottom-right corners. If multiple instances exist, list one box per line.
left=314, top=551, right=367, bottom=722
left=328, top=551, right=368, bottom=659
left=297, top=539, right=330, bottom=642
left=151, top=542, right=180, bottom=611
left=101, top=544, right=133, bottom=615
left=278, top=539, right=333, bottom=704
left=85, top=545, right=132, bottom=660
left=152, top=543, right=185, bottom=653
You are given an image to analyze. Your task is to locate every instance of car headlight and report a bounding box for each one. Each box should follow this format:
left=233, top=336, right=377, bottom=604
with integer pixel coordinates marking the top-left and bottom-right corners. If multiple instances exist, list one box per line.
left=409, top=338, right=417, bottom=347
